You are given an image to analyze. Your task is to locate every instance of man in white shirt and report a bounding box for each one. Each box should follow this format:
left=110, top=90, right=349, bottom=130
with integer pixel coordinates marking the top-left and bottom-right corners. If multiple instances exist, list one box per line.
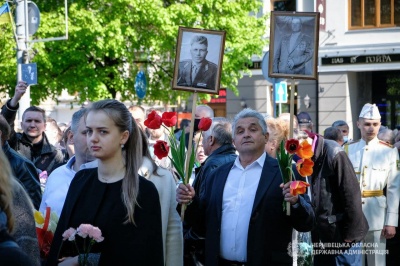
left=177, top=108, right=314, bottom=265
left=39, top=109, right=97, bottom=216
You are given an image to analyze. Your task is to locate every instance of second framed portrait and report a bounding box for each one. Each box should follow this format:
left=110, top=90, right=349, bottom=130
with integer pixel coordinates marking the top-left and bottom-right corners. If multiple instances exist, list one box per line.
left=173, top=27, right=226, bottom=94
left=268, top=11, right=320, bottom=80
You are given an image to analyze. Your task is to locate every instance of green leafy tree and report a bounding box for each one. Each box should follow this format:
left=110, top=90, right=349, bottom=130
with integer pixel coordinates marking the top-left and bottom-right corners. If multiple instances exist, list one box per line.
left=0, top=0, right=267, bottom=105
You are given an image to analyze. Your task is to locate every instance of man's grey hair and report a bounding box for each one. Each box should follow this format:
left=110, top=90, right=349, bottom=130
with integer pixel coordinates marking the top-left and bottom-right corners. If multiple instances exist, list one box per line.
left=196, top=105, right=214, bottom=118
left=232, top=108, right=267, bottom=138
left=203, top=117, right=232, bottom=145
left=190, top=35, right=208, bottom=47
left=70, top=108, right=87, bottom=134
left=378, top=128, right=395, bottom=145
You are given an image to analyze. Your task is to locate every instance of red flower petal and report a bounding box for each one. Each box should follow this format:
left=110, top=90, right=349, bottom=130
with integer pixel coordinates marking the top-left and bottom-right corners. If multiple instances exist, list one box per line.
left=161, top=112, right=177, bottom=127
left=144, top=110, right=162, bottom=129
left=153, top=140, right=170, bottom=159
left=198, top=117, right=212, bottom=131
left=285, top=139, right=300, bottom=154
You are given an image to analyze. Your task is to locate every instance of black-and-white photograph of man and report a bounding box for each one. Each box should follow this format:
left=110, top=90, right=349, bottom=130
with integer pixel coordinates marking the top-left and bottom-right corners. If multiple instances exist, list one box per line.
left=272, top=15, right=315, bottom=76
left=177, top=33, right=221, bottom=90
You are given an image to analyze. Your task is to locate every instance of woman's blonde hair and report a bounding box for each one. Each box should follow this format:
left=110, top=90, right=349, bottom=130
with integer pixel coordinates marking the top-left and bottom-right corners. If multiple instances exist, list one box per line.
left=266, top=117, right=287, bottom=147
left=87, top=99, right=143, bottom=224
left=0, top=149, right=14, bottom=232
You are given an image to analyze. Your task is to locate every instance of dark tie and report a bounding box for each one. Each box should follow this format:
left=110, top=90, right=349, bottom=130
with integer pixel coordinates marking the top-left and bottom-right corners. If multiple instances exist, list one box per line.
left=192, top=65, right=199, bottom=82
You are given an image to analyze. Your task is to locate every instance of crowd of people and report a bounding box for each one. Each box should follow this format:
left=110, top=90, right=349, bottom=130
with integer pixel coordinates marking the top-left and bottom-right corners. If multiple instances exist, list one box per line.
left=0, top=81, right=399, bottom=266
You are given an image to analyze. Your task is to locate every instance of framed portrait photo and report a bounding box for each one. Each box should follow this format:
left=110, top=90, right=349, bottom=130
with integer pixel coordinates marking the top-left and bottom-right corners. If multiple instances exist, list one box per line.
left=172, top=27, right=226, bottom=94
left=268, top=11, right=320, bottom=80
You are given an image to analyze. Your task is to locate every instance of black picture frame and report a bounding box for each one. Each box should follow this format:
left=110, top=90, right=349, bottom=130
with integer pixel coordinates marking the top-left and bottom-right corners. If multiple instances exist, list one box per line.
left=173, top=27, right=226, bottom=94
left=268, top=11, right=320, bottom=80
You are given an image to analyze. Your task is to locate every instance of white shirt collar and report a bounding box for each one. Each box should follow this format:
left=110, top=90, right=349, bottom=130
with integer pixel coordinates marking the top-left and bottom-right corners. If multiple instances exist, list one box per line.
left=232, top=152, right=266, bottom=171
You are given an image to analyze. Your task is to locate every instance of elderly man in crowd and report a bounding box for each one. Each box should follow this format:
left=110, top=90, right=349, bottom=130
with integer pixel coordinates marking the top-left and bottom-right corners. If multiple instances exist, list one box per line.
left=177, top=108, right=314, bottom=265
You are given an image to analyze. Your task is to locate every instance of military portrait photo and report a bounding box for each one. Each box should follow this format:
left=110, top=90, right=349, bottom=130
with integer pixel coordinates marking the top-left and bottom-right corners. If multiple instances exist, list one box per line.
left=268, top=11, right=320, bottom=80
left=173, top=27, right=225, bottom=94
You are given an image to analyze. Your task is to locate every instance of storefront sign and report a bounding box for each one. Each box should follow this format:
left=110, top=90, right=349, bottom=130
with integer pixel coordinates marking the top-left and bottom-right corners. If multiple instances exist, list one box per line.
left=321, top=54, right=400, bottom=65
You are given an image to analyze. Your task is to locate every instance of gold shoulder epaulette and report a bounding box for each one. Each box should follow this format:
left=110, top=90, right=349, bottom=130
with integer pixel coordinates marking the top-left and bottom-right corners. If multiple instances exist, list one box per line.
left=346, top=139, right=360, bottom=145
left=344, top=140, right=359, bottom=154
left=379, top=140, right=393, bottom=148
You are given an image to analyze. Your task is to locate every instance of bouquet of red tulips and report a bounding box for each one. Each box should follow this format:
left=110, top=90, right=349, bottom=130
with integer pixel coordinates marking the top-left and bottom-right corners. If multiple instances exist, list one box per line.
left=144, top=110, right=212, bottom=185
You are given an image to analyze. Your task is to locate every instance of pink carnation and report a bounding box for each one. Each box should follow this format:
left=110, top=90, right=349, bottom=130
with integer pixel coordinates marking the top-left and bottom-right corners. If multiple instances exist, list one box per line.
left=62, top=228, right=77, bottom=241
left=77, top=224, right=93, bottom=238
left=89, top=226, right=104, bottom=242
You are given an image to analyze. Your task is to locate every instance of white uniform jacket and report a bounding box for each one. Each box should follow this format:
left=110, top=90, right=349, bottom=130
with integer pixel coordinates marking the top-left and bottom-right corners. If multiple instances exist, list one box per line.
left=345, top=137, right=400, bottom=231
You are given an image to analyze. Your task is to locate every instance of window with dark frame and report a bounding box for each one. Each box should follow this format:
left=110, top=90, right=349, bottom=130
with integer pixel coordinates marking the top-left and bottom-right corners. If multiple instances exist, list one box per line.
left=271, top=0, right=297, bottom=11
left=349, top=0, right=400, bottom=29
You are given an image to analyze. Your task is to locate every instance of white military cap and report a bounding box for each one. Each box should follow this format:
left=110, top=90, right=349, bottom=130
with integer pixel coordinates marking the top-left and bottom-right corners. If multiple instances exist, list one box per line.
left=359, top=103, right=381, bottom=119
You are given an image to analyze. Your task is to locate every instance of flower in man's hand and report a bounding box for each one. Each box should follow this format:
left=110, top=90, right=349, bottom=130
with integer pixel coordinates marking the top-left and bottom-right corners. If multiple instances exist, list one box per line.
left=144, top=110, right=162, bottom=129
left=198, top=117, right=212, bottom=131
left=290, top=181, right=310, bottom=196
left=154, top=140, right=170, bottom=159
left=161, top=112, right=178, bottom=127
left=296, top=158, right=314, bottom=177
left=285, top=138, right=300, bottom=154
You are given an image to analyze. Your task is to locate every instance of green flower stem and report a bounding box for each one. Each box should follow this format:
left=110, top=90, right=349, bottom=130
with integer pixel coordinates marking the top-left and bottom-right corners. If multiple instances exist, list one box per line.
left=73, top=240, right=81, bottom=257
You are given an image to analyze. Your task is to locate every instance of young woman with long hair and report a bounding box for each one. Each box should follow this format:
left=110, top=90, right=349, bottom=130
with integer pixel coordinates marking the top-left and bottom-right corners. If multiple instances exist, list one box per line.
left=48, top=99, right=163, bottom=266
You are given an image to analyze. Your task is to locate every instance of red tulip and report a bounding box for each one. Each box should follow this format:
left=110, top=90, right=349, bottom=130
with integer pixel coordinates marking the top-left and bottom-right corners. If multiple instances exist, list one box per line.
left=161, top=112, right=177, bottom=127
left=198, top=117, right=212, bottom=131
left=285, top=138, right=300, bottom=154
left=290, top=181, right=310, bottom=196
left=144, top=110, right=162, bottom=129
left=153, top=140, right=170, bottom=159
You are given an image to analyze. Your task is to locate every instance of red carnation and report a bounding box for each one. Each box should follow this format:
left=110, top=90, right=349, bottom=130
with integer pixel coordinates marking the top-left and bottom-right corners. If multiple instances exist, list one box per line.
left=144, top=110, right=162, bottom=129
left=162, top=112, right=177, bottom=127
left=198, top=117, right=212, bottom=131
left=285, top=138, right=300, bottom=154
left=153, top=140, right=170, bottom=159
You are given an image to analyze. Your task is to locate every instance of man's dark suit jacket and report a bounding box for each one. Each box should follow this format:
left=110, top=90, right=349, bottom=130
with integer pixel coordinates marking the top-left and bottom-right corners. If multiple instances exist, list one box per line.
left=185, top=153, right=315, bottom=266
left=177, top=59, right=217, bottom=90
left=3, top=141, right=41, bottom=209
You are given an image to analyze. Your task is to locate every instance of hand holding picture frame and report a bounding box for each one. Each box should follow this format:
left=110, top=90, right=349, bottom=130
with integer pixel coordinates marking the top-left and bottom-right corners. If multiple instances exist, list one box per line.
left=268, top=11, right=320, bottom=80
left=173, top=27, right=226, bottom=94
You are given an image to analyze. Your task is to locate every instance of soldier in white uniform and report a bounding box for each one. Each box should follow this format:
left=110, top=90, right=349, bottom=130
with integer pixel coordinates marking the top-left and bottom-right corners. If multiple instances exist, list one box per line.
left=345, top=103, right=400, bottom=266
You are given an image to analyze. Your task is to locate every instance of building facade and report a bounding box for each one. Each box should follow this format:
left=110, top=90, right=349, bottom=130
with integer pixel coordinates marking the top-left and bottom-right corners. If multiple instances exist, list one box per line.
left=226, top=0, right=400, bottom=140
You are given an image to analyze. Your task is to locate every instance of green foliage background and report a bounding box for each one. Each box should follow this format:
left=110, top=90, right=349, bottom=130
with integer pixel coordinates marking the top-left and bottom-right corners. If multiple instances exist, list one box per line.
left=0, top=0, right=268, bottom=105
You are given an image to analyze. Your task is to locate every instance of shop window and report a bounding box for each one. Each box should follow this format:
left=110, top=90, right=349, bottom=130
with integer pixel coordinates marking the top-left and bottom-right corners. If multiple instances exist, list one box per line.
left=271, top=0, right=297, bottom=11
left=349, top=0, right=400, bottom=29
